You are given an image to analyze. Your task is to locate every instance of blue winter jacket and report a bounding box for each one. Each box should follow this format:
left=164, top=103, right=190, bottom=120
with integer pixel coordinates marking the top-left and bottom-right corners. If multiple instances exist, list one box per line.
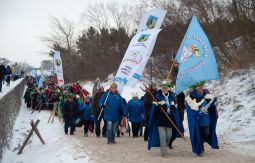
left=79, top=101, right=92, bottom=121
left=6, top=66, right=11, bottom=75
left=99, top=90, right=127, bottom=121
left=127, top=98, right=145, bottom=123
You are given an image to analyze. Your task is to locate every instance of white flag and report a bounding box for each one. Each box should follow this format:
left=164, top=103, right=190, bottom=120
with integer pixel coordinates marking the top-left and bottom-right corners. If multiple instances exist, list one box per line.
left=137, top=9, right=167, bottom=33
left=114, top=29, right=161, bottom=93
left=53, top=51, right=64, bottom=86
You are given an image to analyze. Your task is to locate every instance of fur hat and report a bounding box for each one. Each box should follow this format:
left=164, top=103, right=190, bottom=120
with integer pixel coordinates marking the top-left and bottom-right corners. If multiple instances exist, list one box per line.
left=190, top=81, right=206, bottom=90
left=161, top=81, right=171, bottom=89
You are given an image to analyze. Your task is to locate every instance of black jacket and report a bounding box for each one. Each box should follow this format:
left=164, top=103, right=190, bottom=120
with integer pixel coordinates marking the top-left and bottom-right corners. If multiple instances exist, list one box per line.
left=0, top=65, right=6, bottom=80
left=91, top=91, right=104, bottom=115
left=62, top=100, right=77, bottom=119
left=143, top=88, right=157, bottom=119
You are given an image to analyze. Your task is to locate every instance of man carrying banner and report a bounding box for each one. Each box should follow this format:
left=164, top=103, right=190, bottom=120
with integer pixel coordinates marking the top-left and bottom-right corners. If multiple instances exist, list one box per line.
left=185, top=81, right=219, bottom=155
left=99, top=82, right=127, bottom=144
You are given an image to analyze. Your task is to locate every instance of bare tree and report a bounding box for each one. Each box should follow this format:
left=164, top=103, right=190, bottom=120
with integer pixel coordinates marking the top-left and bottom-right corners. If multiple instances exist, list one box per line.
left=106, top=2, right=136, bottom=33
left=41, top=16, right=77, bottom=55
left=81, top=3, right=110, bottom=31
left=81, top=1, right=138, bottom=34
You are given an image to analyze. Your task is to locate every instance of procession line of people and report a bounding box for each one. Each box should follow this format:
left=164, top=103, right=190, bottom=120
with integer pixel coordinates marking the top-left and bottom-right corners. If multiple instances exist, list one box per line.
left=23, top=75, right=219, bottom=157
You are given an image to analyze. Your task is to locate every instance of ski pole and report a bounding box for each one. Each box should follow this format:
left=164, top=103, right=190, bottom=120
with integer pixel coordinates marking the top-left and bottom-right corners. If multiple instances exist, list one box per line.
left=97, top=90, right=110, bottom=120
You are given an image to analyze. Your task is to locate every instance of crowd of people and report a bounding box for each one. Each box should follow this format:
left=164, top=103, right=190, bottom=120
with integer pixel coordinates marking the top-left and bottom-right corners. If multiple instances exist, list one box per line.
left=22, top=72, right=219, bottom=157
left=0, top=64, right=25, bottom=93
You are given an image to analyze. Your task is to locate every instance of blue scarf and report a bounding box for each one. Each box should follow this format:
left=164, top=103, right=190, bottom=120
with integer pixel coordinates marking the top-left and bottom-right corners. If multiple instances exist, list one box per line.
left=163, top=93, right=171, bottom=115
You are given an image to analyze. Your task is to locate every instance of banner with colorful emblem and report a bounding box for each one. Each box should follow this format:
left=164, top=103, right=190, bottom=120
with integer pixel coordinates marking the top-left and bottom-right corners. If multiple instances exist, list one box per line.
left=114, top=29, right=161, bottom=93
left=175, top=16, right=219, bottom=94
left=53, top=51, right=64, bottom=86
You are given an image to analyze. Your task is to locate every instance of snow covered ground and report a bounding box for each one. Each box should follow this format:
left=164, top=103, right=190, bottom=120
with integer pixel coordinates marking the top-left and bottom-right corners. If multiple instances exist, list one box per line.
left=0, top=78, right=24, bottom=99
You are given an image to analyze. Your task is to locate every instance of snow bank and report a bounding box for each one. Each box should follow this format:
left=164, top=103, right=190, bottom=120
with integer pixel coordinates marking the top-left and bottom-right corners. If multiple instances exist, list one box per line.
left=0, top=78, right=24, bottom=99
left=0, top=78, right=25, bottom=160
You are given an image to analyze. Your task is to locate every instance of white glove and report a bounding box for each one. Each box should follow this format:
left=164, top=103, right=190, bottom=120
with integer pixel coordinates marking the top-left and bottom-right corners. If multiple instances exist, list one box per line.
left=152, top=101, right=158, bottom=106
left=158, top=101, right=166, bottom=105
left=185, top=96, right=205, bottom=111
left=204, top=94, right=214, bottom=100
left=152, top=101, right=166, bottom=106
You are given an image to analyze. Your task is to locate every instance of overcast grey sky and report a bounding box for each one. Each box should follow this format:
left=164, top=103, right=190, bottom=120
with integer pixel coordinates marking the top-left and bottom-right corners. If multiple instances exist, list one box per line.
left=0, top=0, right=104, bottom=67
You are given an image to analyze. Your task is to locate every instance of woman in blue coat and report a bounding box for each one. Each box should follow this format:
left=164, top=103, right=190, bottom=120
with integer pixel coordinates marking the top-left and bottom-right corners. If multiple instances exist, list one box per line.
left=79, top=96, right=92, bottom=137
left=127, top=92, right=145, bottom=137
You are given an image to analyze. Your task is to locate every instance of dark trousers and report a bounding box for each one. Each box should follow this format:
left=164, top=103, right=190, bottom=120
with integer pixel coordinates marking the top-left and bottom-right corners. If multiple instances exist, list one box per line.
left=0, top=79, right=2, bottom=92
left=6, top=76, right=10, bottom=86
left=131, top=122, right=141, bottom=137
left=96, top=116, right=107, bottom=137
left=144, top=117, right=149, bottom=141
left=90, top=121, right=94, bottom=133
left=83, top=120, right=91, bottom=134
left=200, top=126, right=210, bottom=150
left=27, top=99, right=32, bottom=108
left=64, top=118, right=75, bottom=134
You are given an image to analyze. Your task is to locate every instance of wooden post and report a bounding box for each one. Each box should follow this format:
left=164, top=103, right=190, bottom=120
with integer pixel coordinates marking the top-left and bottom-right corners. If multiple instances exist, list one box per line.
left=31, top=102, right=41, bottom=114
left=51, top=104, right=57, bottom=123
left=18, top=120, right=40, bottom=155
left=48, top=103, right=57, bottom=123
left=38, top=102, right=44, bottom=113
left=30, top=120, right=45, bottom=145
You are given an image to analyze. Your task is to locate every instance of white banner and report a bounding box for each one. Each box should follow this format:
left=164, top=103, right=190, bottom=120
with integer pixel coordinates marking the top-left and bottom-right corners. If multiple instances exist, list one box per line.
left=137, top=9, right=167, bottom=33
left=53, top=51, right=64, bottom=86
left=114, top=29, right=161, bottom=93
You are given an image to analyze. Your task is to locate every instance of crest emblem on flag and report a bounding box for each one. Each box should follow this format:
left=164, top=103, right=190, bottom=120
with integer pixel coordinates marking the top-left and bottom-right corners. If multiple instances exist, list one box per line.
left=138, top=34, right=150, bottom=42
left=146, top=15, right=158, bottom=29
left=55, top=59, right=62, bottom=66
left=180, top=44, right=201, bottom=63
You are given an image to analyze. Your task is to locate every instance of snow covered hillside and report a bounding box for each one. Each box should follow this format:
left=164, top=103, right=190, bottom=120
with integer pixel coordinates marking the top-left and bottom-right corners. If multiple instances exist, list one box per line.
left=208, top=67, right=255, bottom=156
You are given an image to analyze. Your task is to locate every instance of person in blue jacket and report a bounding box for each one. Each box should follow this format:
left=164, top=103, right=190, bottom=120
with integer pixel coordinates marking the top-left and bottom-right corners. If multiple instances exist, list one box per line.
left=99, top=82, right=127, bottom=144
left=127, top=91, right=145, bottom=138
left=79, top=96, right=92, bottom=137
left=148, top=81, right=181, bottom=157
left=185, top=81, right=219, bottom=156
